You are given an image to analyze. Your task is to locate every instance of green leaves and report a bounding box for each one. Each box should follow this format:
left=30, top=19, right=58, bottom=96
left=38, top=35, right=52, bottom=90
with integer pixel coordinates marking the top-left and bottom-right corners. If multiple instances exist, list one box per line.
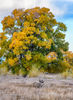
left=58, top=22, right=67, bottom=32
left=55, top=32, right=65, bottom=39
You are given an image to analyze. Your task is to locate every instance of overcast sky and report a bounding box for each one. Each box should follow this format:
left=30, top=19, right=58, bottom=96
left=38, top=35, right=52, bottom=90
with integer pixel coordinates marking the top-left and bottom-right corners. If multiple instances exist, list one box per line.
left=0, top=0, right=73, bottom=51
left=0, top=0, right=71, bottom=18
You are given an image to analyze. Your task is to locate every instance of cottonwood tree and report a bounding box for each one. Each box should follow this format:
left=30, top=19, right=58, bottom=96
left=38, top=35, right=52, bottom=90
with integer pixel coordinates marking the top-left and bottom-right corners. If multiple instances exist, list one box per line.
left=0, top=7, right=69, bottom=74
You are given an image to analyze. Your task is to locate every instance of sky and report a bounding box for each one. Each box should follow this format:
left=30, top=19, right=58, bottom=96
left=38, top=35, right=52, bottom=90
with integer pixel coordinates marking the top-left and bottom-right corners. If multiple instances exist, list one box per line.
left=0, top=0, right=73, bottom=51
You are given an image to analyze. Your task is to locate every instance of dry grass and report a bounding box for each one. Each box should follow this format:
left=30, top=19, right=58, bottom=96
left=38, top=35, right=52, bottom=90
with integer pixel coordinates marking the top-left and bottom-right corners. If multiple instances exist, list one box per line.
left=28, top=64, right=41, bottom=77
left=62, top=70, right=73, bottom=79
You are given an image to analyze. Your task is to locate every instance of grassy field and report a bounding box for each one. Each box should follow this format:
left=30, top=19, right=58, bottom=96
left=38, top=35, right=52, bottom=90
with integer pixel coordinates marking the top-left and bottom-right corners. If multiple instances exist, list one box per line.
left=0, top=74, right=73, bottom=100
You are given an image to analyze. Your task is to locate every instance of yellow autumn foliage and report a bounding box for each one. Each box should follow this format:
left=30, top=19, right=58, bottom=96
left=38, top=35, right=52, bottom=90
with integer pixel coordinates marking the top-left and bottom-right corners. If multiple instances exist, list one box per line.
left=8, top=58, right=18, bottom=66
left=0, top=7, right=70, bottom=75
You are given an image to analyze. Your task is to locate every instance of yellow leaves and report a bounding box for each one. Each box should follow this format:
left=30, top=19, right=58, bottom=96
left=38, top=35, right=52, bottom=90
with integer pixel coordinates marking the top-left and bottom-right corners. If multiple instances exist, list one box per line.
left=42, top=41, right=48, bottom=46
left=25, top=7, right=50, bottom=17
left=12, top=31, right=26, bottom=41
left=40, top=7, right=50, bottom=14
left=17, top=19, right=22, bottom=26
left=64, top=51, right=73, bottom=59
left=36, top=28, right=40, bottom=34
left=0, top=32, right=7, bottom=40
left=38, top=41, right=50, bottom=49
left=25, top=54, right=32, bottom=61
left=28, top=35, right=34, bottom=39
left=12, top=32, right=18, bottom=40
left=34, top=19, right=38, bottom=22
left=45, top=43, right=51, bottom=49
left=9, top=39, right=25, bottom=55
left=62, top=51, right=73, bottom=71
left=9, top=26, right=36, bottom=55
left=27, top=27, right=36, bottom=32
left=0, top=32, right=5, bottom=37
left=49, top=39, right=53, bottom=45
left=24, top=21, right=30, bottom=27
left=32, top=37, right=38, bottom=44
left=25, top=7, right=40, bottom=19
left=9, top=39, right=21, bottom=49
left=33, top=7, right=40, bottom=10
left=12, top=9, right=24, bottom=19
left=1, top=16, right=14, bottom=30
left=38, top=42, right=42, bottom=47
left=37, top=15, right=49, bottom=24
left=46, top=57, right=53, bottom=63
left=23, top=27, right=36, bottom=35
left=26, top=15, right=33, bottom=22
left=8, top=7, right=56, bottom=58
left=47, top=52, right=57, bottom=57
left=24, top=9, right=31, bottom=13
left=23, top=46, right=28, bottom=49
left=42, top=26, right=46, bottom=31
left=50, top=19, right=57, bottom=25
left=65, top=60, right=71, bottom=66
left=46, top=52, right=57, bottom=62
left=24, top=7, right=50, bottom=21
left=11, top=32, right=28, bottom=54
left=7, top=17, right=14, bottom=27
left=17, top=32, right=26, bottom=40
left=8, top=58, right=18, bottom=66
left=40, top=32, right=47, bottom=39
left=31, top=23, right=35, bottom=27
left=38, top=39, right=53, bottom=49
left=63, top=51, right=73, bottom=65
left=38, top=41, right=48, bottom=47
left=49, top=12, right=54, bottom=18
left=38, top=40, right=50, bottom=49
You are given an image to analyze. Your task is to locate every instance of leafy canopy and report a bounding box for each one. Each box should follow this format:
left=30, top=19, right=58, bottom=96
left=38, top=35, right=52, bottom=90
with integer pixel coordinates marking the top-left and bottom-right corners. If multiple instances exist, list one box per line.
left=0, top=7, right=71, bottom=75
